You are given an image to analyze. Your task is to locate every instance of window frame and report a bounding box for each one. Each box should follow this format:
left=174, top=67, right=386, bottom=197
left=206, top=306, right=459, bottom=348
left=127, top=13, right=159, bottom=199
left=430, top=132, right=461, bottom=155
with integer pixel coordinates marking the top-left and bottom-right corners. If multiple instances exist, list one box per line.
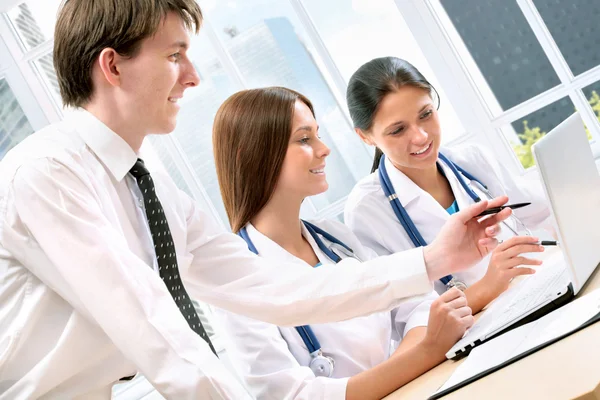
left=394, top=0, right=600, bottom=178
left=0, top=14, right=54, bottom=131
left=0, top=12, right=60, bottom=126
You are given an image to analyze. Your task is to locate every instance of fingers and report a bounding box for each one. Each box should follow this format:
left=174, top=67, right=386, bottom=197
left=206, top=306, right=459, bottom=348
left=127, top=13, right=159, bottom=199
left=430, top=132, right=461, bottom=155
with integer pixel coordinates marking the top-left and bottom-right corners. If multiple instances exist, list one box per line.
left=446, top=294, right=468, bottom=309
left=435, top=289, right=472, bottom=326
left=508, top=266, right=536, bottom=277
left=485, top=224, right=500, bottom=237
left=462, top=314, right=475, bottom=330
left=454, top=196, right=508, bottom=223
left=486, top=195, right=510, bottom=209
left=495, top=235, right=542, bottom=251
left=502, top=244, right=544, bottom=259
left=480, top=207, right=512, bottom=229
left=454, top=305, right=472, bottom=318
left=495, top=235, right=539, bottom=250
left=439, top=287, right=465, bottom=302
left=503, top=256, right=543, bottom=268
left=479, top=237, right=499, bottom=251
left=455, top=199, right=490, bottom=223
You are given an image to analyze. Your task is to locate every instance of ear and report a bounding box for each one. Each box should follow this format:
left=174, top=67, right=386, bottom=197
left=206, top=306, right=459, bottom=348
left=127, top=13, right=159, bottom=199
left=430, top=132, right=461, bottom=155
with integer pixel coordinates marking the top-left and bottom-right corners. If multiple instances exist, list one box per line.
left=97, top=48, right=122, bottom=87
left=355, top=128, right=375, bottom=146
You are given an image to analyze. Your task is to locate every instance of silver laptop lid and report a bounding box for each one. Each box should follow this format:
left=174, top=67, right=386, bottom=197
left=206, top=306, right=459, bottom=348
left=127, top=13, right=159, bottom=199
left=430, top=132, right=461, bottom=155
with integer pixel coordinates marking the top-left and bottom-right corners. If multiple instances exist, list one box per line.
left=532, top=112, right=600, bottom=294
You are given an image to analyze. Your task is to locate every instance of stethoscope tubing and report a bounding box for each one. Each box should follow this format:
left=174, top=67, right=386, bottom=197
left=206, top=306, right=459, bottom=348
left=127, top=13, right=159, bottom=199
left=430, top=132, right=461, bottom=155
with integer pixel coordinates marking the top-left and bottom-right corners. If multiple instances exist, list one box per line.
left=377, top=153, right=488, bottom=286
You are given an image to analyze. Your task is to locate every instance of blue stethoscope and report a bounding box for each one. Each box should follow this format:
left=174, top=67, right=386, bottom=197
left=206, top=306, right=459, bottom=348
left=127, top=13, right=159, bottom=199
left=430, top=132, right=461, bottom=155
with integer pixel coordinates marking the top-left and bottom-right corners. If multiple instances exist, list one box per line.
left=378, top=152, right=489, bottom=291
left=238, top=220, right=361, bottom=377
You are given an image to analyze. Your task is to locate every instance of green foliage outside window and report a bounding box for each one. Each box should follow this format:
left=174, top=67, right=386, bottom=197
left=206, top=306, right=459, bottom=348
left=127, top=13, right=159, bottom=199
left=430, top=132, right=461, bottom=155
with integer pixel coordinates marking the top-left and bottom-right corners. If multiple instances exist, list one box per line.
left=513, top=90, right=600, bottom=168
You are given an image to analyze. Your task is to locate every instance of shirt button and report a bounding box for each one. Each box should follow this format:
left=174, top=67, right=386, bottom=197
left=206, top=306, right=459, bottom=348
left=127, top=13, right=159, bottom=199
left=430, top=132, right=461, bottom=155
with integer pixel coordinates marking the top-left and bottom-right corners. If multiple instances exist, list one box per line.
left=138, top=198, right=144, bottom=207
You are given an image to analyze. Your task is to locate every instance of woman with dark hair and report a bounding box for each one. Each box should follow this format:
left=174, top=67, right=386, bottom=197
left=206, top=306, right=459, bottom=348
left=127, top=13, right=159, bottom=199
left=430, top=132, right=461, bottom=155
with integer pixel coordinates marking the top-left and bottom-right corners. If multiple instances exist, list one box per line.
left=344, top=57, right=552, bottom=313
left=211, top=86, right=511, bottom=399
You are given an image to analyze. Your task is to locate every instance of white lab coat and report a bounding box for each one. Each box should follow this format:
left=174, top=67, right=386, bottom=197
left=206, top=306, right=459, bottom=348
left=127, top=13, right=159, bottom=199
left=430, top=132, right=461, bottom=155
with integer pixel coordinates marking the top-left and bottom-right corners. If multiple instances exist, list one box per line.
left=0, top=110, right=436, bottom=399
left=344, top=144, right=551, bottom=294
left=216, top=220, right=438, bottom=400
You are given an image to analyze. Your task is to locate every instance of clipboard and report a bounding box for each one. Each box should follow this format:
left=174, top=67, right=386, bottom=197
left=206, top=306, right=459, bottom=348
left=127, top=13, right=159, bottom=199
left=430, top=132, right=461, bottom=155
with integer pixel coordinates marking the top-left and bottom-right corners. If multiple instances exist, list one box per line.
left=428, top=310, right=600, bottom=399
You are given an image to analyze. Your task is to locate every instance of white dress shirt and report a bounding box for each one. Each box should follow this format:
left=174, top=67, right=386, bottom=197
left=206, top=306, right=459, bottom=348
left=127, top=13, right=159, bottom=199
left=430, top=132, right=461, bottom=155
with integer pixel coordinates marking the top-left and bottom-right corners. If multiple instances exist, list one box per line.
left=344, top=144, right=551, bottom=294
left=0, top=110, right=434, bottom=399
left=217, top=221, right=437, bottom=400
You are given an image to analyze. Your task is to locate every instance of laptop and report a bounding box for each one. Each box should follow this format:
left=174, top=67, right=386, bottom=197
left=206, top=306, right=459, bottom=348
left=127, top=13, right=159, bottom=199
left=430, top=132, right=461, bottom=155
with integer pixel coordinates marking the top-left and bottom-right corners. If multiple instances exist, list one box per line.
left=446, top=112, right=600, bottom=359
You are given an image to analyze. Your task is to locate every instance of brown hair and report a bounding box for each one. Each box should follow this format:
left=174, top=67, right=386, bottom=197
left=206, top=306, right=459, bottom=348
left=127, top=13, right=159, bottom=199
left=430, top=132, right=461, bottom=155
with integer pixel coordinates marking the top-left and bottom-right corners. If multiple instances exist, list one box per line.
left=213, top=87, right=315, bottom=232
left=53, top=0, right=203, bottom=107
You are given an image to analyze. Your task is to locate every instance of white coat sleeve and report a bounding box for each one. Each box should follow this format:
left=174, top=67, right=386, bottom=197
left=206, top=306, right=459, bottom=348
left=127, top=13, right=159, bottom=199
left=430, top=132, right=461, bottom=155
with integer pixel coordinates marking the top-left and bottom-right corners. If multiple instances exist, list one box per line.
left=5, top=159, right=251, bottom=400
left=390, top=290, right=437, bottom=339
left=330, top=221, right=437, bottom=341
left=180, top=193, right=434, bottom=326
left=216, top=310, right=349, bottom=400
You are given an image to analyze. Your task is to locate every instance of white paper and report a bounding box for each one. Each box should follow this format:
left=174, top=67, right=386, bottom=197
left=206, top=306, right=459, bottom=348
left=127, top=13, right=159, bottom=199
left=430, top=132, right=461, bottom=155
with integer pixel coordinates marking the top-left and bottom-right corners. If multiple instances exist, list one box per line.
left=433, top=288, right=600, bottom=396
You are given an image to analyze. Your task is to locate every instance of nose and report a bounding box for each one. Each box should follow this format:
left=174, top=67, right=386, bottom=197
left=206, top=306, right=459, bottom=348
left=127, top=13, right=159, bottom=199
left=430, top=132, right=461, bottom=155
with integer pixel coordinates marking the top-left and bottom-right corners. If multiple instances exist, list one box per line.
left=411, top=126, right=429, bottom=145
left=316, top=137, right=331, bottom=158
left=182, top=58, right=200, bottom=88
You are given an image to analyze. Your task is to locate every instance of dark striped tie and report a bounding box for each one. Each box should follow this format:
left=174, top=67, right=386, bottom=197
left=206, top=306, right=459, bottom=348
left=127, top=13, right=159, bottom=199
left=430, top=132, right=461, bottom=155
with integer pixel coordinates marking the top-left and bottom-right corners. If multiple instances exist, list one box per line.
left=129, top=158, right=216, bottom=355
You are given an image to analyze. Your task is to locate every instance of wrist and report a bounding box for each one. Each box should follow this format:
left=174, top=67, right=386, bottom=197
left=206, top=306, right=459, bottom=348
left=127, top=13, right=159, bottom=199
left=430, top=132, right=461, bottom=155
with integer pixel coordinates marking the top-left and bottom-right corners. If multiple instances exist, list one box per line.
left=423, top=244, right=447, bottom=281
left=466, top=279, right=496, bottom=313
left=418, top=337, right=447, bottom=362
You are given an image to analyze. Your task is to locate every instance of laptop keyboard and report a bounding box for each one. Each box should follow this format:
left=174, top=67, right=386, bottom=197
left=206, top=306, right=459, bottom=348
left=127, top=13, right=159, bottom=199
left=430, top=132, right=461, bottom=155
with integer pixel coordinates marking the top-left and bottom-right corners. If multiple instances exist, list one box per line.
left=447, top=255, right=570, bottom=357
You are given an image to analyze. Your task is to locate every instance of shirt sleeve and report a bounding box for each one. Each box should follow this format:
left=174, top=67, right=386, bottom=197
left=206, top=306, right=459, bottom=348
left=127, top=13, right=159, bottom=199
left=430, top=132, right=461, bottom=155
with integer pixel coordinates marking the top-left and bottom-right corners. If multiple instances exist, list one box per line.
left=3, top=159, right=250, bottom=400
left=180, top=192, right=434, bottom=327
left=390, top=290, right=437, bottom=339
left=215, top=309, right=349, bottom=400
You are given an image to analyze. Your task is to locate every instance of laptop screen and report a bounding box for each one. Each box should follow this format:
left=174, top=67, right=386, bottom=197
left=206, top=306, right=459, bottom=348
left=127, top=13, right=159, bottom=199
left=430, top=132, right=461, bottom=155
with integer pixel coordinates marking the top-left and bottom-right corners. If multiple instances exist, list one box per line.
left=532, top=112, right=600, bottom=294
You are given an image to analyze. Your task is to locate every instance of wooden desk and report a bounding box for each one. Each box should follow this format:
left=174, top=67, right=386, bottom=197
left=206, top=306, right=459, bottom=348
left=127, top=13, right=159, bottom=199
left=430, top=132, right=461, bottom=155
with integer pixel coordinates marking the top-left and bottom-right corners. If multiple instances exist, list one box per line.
left=386, top=253, right=600, bottom=400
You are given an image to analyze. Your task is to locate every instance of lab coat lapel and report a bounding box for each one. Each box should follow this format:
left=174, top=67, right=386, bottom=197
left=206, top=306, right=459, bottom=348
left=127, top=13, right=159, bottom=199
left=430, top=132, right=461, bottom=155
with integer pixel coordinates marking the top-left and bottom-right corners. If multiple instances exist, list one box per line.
left=245, top=223, right=331, bottom=268
left=245, top=224, right=309, bottom=267
left=384, top=157, right=449, bottom=245
left=438, top=160, right=477, bottom=213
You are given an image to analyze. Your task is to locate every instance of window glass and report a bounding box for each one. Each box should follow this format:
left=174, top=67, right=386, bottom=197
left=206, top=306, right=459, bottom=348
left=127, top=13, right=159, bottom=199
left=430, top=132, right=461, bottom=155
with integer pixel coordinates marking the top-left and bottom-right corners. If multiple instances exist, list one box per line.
left=582, top=80, right=600, bottom=131
left=0, top=78, right=34, bottom=158
left=440, top=0, right=561, bottom=112
left=301, top=0, right=466, bottom=143
left=31, top=52, right=62, bottom=109
left=533, top=0, right=600, bottom=76
left=204, top=0, right=372, bottom=210
left=500, top=96, right=576, bottom=168
left=7, top=1, right=62, bottom=51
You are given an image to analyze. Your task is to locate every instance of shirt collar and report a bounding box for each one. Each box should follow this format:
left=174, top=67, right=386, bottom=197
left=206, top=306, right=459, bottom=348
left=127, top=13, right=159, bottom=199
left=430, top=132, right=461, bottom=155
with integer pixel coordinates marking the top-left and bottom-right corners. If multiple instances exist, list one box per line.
left=244, top=222, right=329, bottom=267
left=384, top=151, right=472, bottom=207
left=383, top=155, right=422, bottom=206
left=67, top=109, right=138, bottom=182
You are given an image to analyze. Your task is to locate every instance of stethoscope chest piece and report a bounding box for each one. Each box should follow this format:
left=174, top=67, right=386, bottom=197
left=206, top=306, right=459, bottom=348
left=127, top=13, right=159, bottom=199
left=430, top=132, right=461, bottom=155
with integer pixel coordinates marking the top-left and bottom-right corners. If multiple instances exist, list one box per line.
left=446, top=277, right=468, bottom=292
left=309, top=350, right=335, bottom=377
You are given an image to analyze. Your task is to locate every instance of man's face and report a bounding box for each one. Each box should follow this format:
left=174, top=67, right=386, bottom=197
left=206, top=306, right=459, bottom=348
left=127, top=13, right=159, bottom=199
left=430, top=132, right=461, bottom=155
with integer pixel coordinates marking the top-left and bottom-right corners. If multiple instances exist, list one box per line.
left=116, top=11, right=200, bottom=136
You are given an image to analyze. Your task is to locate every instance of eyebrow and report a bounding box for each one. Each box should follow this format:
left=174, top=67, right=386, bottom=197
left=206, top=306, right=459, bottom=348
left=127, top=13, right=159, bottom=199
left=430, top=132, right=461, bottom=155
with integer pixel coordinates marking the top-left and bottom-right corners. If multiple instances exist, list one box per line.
left=294, top=125, right=319, bottom=133
left=384, top=104, right=432, bottom=131
left=169, top=41, right=189, bottom=50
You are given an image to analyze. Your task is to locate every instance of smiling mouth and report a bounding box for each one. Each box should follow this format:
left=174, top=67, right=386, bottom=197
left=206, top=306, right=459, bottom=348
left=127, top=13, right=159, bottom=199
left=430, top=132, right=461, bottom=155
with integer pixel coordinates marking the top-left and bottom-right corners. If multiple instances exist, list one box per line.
left=309, top=168, right=325, bottom=174
left=411, top=142, right=432, bottom=155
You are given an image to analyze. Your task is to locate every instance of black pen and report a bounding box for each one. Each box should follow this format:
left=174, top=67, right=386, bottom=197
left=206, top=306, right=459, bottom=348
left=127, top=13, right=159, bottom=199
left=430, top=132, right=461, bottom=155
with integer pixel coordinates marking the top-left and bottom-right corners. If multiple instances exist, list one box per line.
left=476, top=202, right=532, bottom=217
left=537, top=240, right=559, bottom=246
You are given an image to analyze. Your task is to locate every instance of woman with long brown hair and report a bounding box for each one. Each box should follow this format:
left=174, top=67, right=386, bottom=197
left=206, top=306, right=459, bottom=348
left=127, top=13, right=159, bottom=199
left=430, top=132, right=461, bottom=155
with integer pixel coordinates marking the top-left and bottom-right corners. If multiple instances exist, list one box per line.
left=211, top=86, right=494, bottom=399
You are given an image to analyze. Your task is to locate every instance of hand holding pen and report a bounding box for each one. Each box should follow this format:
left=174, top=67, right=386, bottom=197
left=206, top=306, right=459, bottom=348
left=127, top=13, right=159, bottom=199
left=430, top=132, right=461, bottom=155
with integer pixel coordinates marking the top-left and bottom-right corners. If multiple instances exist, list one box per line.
left=477, top=202, right=559, bottom=246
